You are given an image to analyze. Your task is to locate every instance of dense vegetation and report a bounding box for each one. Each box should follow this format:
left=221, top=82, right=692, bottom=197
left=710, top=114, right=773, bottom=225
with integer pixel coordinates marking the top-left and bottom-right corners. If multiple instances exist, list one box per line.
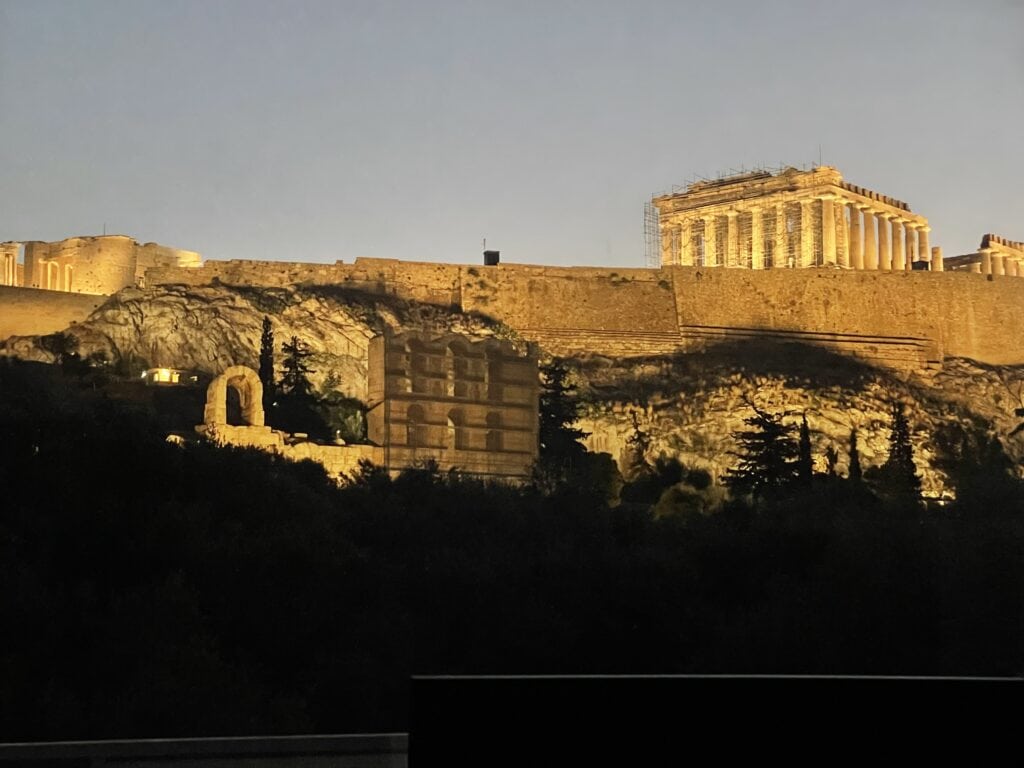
left=0, top=358, right=1021, bottom=740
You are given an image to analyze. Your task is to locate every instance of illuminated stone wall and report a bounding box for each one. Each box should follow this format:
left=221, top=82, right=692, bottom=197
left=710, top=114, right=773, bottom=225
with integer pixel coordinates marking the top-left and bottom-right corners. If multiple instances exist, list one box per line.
left=146, top=256, right=1024, bottom=369
left=0, top=286, right=105, bottom=339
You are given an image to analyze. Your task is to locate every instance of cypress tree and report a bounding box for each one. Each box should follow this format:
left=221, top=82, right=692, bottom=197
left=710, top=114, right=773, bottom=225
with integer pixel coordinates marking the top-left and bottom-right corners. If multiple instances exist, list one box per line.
left=848, top=429, right=863, bottom=483
left=723, top=404, right=799, bottom=502
left=797, top=412, right=813, bottom=485
left=258, top=316, right=275, bottom=408
left=882, top=402, right=921, bottom=507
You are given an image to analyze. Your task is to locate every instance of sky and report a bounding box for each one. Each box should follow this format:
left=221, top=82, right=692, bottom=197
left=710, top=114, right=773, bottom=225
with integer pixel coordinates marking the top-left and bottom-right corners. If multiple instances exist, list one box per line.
left=0, top=0, right=1021, bottom=268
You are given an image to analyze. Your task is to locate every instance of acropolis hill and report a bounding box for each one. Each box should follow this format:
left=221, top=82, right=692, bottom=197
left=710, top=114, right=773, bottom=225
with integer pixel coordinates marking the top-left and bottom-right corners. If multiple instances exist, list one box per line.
left=2, top=165, right=1023, bottom=494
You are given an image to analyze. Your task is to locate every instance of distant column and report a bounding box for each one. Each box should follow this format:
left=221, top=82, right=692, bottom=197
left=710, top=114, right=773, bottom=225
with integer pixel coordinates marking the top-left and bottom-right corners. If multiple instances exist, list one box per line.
left=931, top=245, right=944, bottom=272
left=905, top=225, right=917, bottom=270
left=878, top=215, right=891, bottom=271
left=800, top=199, right=814, bottom=267
left=918, top=227, right=931, bottom=270
left=891, top=219, right=905, bottom=271
left=821, top=196, right=837, bottom=266
left=774, top=203, right=788, bottom=268
left=680, top=219, right=693, bottom=266
left=751, top=208, right=764, bottom=269
left=993, top=253, right=1006, bottom=276
left=848, top=204, right=863, bottom=269
left=704, top=215, right=718, bottom=266
left=981, top=247, right=993, bottom=275
left=863, top=209, right=878, bottom=270
left=726, top=211, right=740, bottom=267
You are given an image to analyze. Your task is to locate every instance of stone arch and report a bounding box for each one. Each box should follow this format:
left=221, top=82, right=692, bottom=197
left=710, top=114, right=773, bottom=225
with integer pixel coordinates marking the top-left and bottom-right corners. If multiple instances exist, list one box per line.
left=203, top=365, right=265, bottom=427
left=447, top=408, right=468, bottom=450
left=406, top=403, right=427, bottom=448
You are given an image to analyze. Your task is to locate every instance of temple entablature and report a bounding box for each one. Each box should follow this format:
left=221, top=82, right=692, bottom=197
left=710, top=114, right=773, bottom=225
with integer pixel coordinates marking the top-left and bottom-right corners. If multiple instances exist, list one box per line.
left=945, top=234, right=1024, bottom=278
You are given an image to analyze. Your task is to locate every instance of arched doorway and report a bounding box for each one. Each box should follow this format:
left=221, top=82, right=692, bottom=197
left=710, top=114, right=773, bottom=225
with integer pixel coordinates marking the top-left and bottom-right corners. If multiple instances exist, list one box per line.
left=203, top=366, right=265, bottom=427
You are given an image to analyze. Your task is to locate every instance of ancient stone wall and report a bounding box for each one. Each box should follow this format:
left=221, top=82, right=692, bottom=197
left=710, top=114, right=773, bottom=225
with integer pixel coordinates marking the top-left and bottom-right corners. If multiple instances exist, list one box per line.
left=145, top=257, right=1024, bottom=368
left=0, top=286, right=106, bottom=339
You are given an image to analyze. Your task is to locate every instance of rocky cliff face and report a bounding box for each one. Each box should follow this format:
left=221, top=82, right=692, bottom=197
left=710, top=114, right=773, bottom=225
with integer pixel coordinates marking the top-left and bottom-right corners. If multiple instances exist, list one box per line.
left=3, top=283, right=1022, bottom=496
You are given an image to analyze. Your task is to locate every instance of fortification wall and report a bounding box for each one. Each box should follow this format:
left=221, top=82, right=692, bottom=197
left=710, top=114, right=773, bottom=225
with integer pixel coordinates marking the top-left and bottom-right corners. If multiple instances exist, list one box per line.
left=0, top=286, right=107, bottom=339
left=145, top=257, right=1024, bottom=367
left=669, top=267, right=1024, bottom=365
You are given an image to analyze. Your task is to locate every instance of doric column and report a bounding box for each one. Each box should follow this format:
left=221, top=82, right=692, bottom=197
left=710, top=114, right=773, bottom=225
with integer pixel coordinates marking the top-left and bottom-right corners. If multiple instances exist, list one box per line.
left=980, top=247, right=993, bottom=275
left=917, top=226, right=930, bottom=270
left=726, top=211, right=740, bottom=267
left=993, top=253, right=1006, bottom=276
left=821, top=196, right=837, bottom=266
left=838, top=201, right=850, bottom=268
left=750, top=208, right=764, bottom=269
left=891, top=218, right=905, bottom=271
left=680, top=219, right=693, bottom=266
left=877, top=214, right=891, bottom=271
left=774, top=203, right=788, bottom=267
left=800, top=199, right=814, bottom=267
left=704, top=215, right=718, bottom=267
left=931, top=245, right=943, bottom=272
left=862, top=209, right=877, bottom=270
left=905, top=225, right=917, bottom=270
left=970, top=262, right=982, bottom=273
left=848, top=203, right=863, bottom=269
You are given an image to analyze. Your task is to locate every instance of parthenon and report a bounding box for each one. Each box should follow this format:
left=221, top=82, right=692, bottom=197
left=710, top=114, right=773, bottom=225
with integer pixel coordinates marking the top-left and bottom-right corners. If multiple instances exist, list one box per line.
left=653, top=166, right=939, bottom=272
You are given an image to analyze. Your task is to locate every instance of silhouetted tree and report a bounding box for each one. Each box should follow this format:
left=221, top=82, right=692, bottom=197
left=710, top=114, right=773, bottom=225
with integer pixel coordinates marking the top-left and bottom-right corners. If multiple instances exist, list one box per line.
left=258, top=316, right=275, bottom=410
left=824, top=445, right=840, bottom=476
left=848, top=429, right=863, bottom=483
left=623, top=410, right=653, bottom=481
left=279, top=336, right=315, bottom=400
left=797, top=413, right=813, bottom=485
left=532, top=359, right=594, bottom=494
left=874, top=402, right=921, bottom=509
left=723, top=403, right=799, bottom=502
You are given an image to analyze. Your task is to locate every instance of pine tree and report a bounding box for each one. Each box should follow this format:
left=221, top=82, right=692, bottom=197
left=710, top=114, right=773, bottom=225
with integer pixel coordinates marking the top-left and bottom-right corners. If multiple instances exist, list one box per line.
left=797, top=412, right=813, bottom=486
left=280, top=336, right=316, bottom=400
left=258, top=316, right=275, bottom=408
left=532, top=359, right=592, bottom=493
left=882, top=401, right=921, bottom=505
left=848, top=429, right=863, bottom=483
left=537, top=359, right=589, bottom=459
left=723, top=404, right=800, bottom=501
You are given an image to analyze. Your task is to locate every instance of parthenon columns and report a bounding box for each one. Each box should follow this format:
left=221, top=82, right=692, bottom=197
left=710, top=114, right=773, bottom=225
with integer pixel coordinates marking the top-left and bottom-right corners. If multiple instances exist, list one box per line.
left=821, top=196, right=837, bottom=266
left=750, top=208, right=764, bottom=269
left=800, top=200, right=814, bottom=268
left=774, top=203, right=787, bottom=268
left=878, top=215, right=891, bottom=271
left=704, top=215, right=718, bottom=266
left=892, top=219, right=905, bottom=271
left=863, top=209, right=878, bottom=270
left=848, top=203, right=864, bottom=270
left=726, top=211, right=739, bottom=267
left=905, top=224, right=917, bottom=269
left=680, top=220, right=693, bottom=266
left=918, top=227, right=931, bottom=269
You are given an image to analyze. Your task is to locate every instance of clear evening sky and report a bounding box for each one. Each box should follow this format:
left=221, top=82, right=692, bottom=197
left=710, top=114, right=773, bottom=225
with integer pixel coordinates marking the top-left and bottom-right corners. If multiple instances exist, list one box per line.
left=1, top=0, right=1020, bottom=267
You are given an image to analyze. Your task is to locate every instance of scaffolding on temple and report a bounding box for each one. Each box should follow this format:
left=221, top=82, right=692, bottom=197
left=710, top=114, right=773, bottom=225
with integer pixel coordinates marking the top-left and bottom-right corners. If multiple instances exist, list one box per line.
left=644, top=201, right=660, bottom=267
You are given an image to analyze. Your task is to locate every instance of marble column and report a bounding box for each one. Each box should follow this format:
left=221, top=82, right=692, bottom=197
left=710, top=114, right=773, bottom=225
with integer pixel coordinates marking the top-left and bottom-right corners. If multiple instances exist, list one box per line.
left=821, top=197, right=837, bottom=266
left=800, top=199, right=814, bottom=267
left=726, top=211, right=739, bottom=267
left=891, top=219, right=905, bottom=271
left=905, top=225, right=917, bottom=270
left=848, top=204, right=863, bottom=270
left=993, top=253, right=1006, bottom=276
left=931, top=245, right=943, bottom=272
left=918, top=227, right=931, bottom=271
left=774, top=203, right=788, bottom=267
left=704, top=216, right=718, bottom=267
left=863, top=209, right=878, bottom=270
left=980, top=248, right=992, bottom=275
left=878, top=215, right=891, bottom=271
left=680, top=220, right=693, bottom=266
left=751, top=208, right=764, bottom=269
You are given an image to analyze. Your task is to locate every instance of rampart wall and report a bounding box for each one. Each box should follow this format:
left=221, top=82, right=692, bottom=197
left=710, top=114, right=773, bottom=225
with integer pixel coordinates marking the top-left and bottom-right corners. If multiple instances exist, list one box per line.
left=138, top=257, right=1024, bottom=369
left=0, top=286, right=106, bottom=339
